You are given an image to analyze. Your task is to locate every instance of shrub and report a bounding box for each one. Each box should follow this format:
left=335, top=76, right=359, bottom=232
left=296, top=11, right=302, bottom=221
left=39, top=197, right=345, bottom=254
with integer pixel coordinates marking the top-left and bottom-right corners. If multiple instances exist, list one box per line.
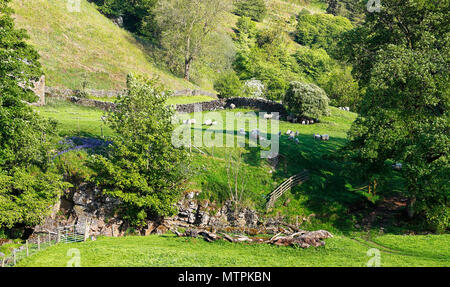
left=214, top=71, right=243, bottom=98
left=284, top=81, right=330, bottom=119
left=294, top=47, right=333, bottom=79
left=243, top=79, right=265, bottom=98
left=295, top=13, right=353, bottom=51
left=234, top=0, right=267, bottom=22
left=318, top=66, right=360, bottom=111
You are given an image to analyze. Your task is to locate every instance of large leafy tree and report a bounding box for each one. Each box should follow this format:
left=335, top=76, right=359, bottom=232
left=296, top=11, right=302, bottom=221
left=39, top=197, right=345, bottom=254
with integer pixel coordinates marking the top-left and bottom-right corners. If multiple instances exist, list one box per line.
left=154, top=0, right=231, bottom=81
left=0, top=0, right=66, bottom=228
left=340, top=0, right=449, bottom=231
left=90, top=74, right=189, bottom=227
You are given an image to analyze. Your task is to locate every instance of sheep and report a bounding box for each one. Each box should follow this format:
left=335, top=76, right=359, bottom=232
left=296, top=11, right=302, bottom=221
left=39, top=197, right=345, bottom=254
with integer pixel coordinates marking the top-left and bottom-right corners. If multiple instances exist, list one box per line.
left=321, top=134, right=330, bottom=141
left=314, top=134, right=321, bottom=140
left=204, top=119, right=213, bottom=126
left=286, top=130, right=292, bottom=135
left=264, top=113, right=273, bottom=119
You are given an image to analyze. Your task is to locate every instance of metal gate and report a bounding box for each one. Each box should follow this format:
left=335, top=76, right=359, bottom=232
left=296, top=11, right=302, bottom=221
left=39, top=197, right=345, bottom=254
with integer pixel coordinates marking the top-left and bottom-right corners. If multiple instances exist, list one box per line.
left=58, top=225, right=85, bottom=243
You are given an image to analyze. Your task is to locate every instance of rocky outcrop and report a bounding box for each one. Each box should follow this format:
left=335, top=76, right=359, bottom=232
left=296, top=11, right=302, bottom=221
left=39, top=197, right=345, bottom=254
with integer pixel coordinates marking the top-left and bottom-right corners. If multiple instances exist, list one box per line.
left=31, top=184, right=321, bottom=241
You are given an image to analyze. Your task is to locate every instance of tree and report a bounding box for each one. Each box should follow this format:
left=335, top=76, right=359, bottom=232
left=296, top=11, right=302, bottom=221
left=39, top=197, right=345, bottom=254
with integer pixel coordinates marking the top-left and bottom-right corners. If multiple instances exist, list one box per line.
left=233, top=0, right=267, bottom=22
left=341, top=0, right=449, bottom=231
left=0, top=0, right=66, bottom=228
left=214, top=71, right=243, bottom=98
left=89, top=74, right=189, bottom=227
left=155, top=0, right=231, bottom=81
left=91, top=0, right=159, bottom=41
left=284, top=82, right=330, bottom=119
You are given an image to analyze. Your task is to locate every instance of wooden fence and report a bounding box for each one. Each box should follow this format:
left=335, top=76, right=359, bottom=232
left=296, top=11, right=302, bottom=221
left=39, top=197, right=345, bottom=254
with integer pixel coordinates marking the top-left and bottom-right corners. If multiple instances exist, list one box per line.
left=266, top=170, right=310, bottom=209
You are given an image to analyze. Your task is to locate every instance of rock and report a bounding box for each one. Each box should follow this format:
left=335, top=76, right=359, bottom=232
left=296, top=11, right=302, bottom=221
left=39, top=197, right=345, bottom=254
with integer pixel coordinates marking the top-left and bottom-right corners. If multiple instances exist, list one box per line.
left=154, top=225, right=168, bottom=235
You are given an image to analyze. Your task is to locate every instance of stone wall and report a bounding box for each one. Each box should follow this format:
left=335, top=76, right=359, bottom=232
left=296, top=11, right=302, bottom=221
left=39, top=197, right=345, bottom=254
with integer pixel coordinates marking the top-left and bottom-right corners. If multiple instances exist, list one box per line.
left=46, top=87, right=288, bottom=115
left=32, top=183, right=290, bottom=239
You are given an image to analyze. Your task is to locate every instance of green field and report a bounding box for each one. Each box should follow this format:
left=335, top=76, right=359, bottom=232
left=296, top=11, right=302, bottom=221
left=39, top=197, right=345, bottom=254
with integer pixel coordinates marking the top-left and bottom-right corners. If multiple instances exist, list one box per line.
left=16, top=234, right=450, bottom=267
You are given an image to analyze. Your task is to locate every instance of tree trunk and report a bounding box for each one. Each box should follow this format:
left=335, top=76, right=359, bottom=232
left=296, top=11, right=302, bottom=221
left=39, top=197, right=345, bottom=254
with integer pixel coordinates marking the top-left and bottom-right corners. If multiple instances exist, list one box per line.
left=407, top=196, right=416, bottom=219
left=184, top=58, right=191, bottom=81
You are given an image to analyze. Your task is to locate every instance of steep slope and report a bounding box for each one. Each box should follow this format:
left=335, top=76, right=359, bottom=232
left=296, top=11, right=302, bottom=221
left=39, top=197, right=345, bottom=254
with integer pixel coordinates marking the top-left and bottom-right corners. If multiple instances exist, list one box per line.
left=11, top=0, right=195, bottom=90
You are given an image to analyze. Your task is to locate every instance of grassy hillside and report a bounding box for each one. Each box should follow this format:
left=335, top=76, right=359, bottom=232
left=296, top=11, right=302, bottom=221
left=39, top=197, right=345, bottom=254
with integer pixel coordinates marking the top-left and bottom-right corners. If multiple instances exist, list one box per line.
left=11, top=0, right=195, bottom=90
left=11, top=0, right=326, bottom=91
left=16, top=234, right=450, bottom=267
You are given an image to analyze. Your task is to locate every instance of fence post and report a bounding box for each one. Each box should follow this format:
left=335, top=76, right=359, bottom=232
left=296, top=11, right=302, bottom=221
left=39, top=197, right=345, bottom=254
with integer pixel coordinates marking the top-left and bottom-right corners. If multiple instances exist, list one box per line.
left=57, top=228, right=61, bottom=243
left=38, top=235, right=40, bottom=251
left=26, top=240, right=29, bottom=257
left=84, top=219, right=90, bottom=242
left=48, top=231, right=51, bottom=245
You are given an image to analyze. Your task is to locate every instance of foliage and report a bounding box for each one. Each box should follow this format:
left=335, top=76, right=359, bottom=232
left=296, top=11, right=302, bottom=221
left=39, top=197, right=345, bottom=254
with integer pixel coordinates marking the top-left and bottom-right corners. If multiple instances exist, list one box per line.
left=295, top=12, right=353, bottom=52
left=89, top=74, right=189, bottom=227
left=90, top=0, right=159, bottom=41
left=155, top=0, right=231, bottom=81
left=294, top=47, right=333, bottom=79
left=214, top=71, right=243, bottom=98
left=325, top=0, right=365, bottom=23
left=341, top=0, right=449, bottom=231
left=233, top=0, right=267, bottom=22
left=233, top=22, right=303, bottom=101
left=0, top=0, right=66, bottom=228
left=318, top=66, right=360, bottom=110
left=284, top=81, right=330, bottom=119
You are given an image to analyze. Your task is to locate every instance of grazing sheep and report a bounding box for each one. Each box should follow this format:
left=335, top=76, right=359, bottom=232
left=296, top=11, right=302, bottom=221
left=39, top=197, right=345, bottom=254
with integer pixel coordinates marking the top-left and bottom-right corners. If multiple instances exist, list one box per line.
left=302, top=121, right=306, bottom=125
left=204, top=119, right=213, bottom=126
left=286, top=130, right=292, bottom=135
left=230, top=104, right=236, bottom=109
left=314, top=134, right=321, bottom=140
left=321, top=134, right=330, bottom=141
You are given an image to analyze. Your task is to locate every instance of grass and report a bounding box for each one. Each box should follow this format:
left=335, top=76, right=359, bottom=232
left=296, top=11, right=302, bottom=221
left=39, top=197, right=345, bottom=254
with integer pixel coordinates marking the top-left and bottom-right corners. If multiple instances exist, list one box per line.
left=11, top=0, right=195, bottom=91
left=16, top=234, right=450, bottom=267
left=35, top=99, right=362, bottom=231
left=34, top=99, right=112, bottom=138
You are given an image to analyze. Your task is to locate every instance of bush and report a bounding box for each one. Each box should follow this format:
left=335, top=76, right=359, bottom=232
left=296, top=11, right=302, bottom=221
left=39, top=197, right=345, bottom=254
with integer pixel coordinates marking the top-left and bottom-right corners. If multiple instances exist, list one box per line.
left=318, top=66, right=360, bottom=111
left=214, top=71, right=243, bottom=98
left=234, top=0, right=267, bottom=22
left=294, top=47, right=333, bottom=79
left=284, top=81, right=330, bottom=119
left=295, top=13, right=353, bottom=51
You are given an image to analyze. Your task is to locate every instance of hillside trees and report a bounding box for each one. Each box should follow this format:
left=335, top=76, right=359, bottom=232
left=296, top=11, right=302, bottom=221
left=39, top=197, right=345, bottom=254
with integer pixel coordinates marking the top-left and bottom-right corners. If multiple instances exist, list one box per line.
left=233, top=0, right=267, bottom=22
left=0, top=0, right=67, bottom=228
left=341, top=0, right=449, bottom=231
left=90, top=0, right=159, bottom=41
left=155, top=0, right=232, bottom=81
left=89, top=74, right=189, bottom=227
